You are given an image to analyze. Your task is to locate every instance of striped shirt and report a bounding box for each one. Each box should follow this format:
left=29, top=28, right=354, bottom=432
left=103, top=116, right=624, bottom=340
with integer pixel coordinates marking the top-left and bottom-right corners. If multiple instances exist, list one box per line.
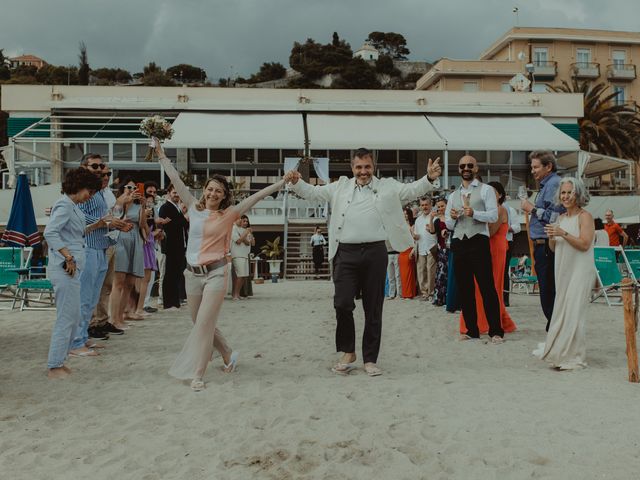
left=78, top=189, right=113, bottom=250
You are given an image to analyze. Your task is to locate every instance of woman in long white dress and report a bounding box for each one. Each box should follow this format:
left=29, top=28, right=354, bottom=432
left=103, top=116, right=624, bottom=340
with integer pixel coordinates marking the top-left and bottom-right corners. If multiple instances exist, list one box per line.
left=533, top=177, right=595, bottom=370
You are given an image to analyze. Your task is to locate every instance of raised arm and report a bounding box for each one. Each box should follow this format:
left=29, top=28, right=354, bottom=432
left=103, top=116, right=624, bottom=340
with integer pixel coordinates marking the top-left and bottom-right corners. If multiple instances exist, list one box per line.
left=284, top=170, right=336, bottom=203
left=154, top=140, right=197, bottom=209
left=233, top=180, right=285, bottom=217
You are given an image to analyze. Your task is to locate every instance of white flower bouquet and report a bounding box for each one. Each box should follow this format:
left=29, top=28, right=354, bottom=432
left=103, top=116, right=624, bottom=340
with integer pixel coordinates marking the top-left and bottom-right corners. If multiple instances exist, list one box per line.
left=139, top=115, right=174, bottom=161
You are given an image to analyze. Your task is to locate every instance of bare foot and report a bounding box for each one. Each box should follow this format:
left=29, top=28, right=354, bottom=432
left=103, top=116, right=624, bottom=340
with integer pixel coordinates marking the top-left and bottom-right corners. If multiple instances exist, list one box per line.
left=48, top=367, right=71, bottom=379
left=61, top=365, right=72, bottom=373
left=125, top=312, right=145, bottom=320
left=134, top=310, right=151, bottom=317
left=85, top=341, right=106, bottom=349
left=340, top=352, right=356, bottom=365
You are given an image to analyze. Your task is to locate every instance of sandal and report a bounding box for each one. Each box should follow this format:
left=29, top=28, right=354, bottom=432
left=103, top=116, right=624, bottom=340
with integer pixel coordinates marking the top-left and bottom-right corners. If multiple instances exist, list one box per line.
left=364, top=363, right=382, bottom=377
left=331, top=362, right=357, bottom=375
left=190, top=378, right=205, bottom=391
left=490, top=336, right=505, bottom=345
left=223, top=351, right=239, bottom=373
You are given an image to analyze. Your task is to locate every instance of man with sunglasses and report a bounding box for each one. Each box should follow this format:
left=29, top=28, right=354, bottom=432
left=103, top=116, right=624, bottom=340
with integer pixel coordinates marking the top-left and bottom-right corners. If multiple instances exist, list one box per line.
left=72, top=155, right=131, bottom=351
left=445, top=155, right=504, bottom=344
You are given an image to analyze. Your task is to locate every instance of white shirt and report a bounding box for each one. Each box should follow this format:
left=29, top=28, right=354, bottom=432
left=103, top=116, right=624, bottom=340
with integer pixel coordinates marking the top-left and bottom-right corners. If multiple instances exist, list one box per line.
left=310, top=233, right=327, bottom=246
left=413, top=213, right=437, bottom=255
left=230, top=224, right=252, bottom=258
left=339, top=183, right=387, bottom=244
left=506, top=205, right=521, bottom=242
left=291, top=175, right=436, bottom=260
left=444, top=179, right=498, bottom=237
left=103, top=188, right=117, bottom=210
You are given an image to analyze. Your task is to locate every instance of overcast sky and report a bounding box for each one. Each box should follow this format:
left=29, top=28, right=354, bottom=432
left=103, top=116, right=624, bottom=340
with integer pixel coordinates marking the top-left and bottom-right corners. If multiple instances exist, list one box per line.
left=2, top=0, right=640, bottom=81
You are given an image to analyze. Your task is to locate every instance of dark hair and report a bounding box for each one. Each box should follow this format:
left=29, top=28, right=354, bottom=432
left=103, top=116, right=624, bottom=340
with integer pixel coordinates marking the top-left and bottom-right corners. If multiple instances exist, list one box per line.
left=529, top=150, right=557, bottom=172
left=594, top=218, right=604, bottom=230
left=419, top=196, right=432, bottom=205
left=167, top=183, right=176, bottom=192
left=144, top=181, right=159, bottom=191
left=118, top=176, right=136, bottom=195
left=403, top=205, right=415, bottom=226
left=80, top=153, right=102, bottom=166
left=197, top=174, right=233, bottom=211
left=352, top=147, right=375, bottom=166
left=488, top=181, right=506, bottom=205
left=240, top=214, right=250, bottom=227
left=62, top=167, right=102, bottom=195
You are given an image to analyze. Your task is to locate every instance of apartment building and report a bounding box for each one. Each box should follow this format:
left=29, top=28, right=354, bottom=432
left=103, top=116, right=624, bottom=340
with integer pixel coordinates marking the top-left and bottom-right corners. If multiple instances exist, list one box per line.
left=417, top=27, right=640, bottom=107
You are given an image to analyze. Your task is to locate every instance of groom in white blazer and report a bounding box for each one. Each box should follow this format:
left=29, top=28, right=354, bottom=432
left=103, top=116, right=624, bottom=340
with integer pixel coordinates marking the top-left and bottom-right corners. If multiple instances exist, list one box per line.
left=285, top=148, right=441, bottom=376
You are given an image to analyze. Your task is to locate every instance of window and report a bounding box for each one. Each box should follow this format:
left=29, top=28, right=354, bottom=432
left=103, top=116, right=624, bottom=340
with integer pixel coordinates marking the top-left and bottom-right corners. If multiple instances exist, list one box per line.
left=613, top=50, right=626, bottom=67
left=613, top=86, right=625, bottom=105
left=501, top=82, right=513, bottom=92
left=462, top=81, right=478, bottom=92
left=532, top=83, right=548, bottom=93
left=533, top=47, right=548, bottom=65
left=576, top=48, right=591, bottom=67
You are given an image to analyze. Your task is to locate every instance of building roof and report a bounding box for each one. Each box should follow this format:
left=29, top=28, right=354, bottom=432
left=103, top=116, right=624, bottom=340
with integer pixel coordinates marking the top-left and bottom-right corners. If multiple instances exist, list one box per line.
left=10, top=54, right=46, bottom=63
left=480, top=27, right=640, bottom=60
left=356, top=43, right=378, bottom=53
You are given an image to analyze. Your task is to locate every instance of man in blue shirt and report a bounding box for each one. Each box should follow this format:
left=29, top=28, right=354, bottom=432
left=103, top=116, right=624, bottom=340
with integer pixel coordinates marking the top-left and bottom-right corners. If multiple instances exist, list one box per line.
left=69, top=154, right=129, bottom=356
left=520, top=150, right=565, bottom=331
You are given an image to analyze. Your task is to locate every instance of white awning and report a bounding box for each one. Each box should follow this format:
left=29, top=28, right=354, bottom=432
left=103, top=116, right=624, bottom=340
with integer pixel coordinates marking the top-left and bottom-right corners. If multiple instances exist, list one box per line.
left=426, top=115, right=579, bottom=151
left=163, top=113, right=305, bottom=149
left=557, top=151, right=633, bottom=177
left=305, top=114, right=446, bottom=150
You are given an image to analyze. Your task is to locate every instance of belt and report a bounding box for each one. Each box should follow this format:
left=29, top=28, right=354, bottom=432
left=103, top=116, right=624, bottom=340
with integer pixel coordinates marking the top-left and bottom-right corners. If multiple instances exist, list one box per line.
left=533, top=239, right=547, bottom=245
left=186, top=257, right=229, bottom=276
left=388, top=251, right=400, bottom=255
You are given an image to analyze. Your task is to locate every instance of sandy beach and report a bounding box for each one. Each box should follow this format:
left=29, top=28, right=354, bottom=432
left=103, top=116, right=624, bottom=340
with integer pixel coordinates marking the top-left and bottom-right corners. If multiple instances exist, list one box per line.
left=1, top=280, right=640, bottom=480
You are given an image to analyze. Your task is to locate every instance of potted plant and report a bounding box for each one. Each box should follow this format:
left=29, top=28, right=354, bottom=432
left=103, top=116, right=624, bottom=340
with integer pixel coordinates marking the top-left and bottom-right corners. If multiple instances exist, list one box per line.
left=260, top=236, right=283, bottom=283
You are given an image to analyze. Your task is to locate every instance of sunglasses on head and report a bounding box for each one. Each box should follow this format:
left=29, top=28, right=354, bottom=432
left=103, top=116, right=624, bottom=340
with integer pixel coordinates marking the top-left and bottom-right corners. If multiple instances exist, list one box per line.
left=458, top=163, right=475, bottom=170
left=88, top=163, right=106, bottom=170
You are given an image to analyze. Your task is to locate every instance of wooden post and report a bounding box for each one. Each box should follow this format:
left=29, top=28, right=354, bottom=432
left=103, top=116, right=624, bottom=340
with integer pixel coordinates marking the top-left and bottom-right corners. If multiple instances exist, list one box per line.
left=621, top=277, right=639, bottom=383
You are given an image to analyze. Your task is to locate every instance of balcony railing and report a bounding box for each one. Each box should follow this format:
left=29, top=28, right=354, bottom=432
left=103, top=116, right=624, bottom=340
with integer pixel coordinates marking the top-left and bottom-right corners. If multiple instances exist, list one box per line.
left=532, top=61, right=558, bottom=78
left=607, top=64, right=637, bottom=81
left=570, top=62, right=600, bottom=79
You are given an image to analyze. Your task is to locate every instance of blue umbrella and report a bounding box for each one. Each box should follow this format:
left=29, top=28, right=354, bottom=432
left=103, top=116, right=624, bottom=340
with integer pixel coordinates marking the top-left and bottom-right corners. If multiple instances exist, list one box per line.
left=1, top=172, right=41, bottom=247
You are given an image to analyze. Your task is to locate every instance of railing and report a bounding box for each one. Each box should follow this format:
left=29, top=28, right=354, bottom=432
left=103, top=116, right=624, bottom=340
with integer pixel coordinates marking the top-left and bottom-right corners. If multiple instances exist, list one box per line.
left=532, top=61, right=558, bottom=77
left=607, top=64, right=637, bottom=81
left=570, top=62, right=600, bottom=78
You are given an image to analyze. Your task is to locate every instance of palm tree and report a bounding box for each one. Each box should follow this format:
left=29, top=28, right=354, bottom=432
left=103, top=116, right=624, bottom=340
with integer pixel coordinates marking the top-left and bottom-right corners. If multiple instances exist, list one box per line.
left=548, top=79, right=640, bottom=161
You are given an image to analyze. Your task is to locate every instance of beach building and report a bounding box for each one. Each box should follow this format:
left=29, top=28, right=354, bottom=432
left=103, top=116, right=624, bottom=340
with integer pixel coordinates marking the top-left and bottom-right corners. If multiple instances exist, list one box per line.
left=9, top=55, right=47, bottom=70
left=0, top=84, right=604, bottom=277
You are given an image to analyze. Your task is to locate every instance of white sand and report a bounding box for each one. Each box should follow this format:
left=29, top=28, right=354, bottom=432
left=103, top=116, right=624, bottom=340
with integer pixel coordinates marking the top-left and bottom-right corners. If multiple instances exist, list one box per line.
left=1, top=280, right=640, bottom=479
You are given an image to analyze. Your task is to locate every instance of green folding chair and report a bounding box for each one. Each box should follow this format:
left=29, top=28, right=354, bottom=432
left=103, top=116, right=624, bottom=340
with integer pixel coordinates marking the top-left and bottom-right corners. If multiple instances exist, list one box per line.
left=13, top=256, right=55, bottom=311
left=623, top=248, right=640, bottom=284
left=510, top=256, right=538, bottom=294
left=0, top=247, right=25, bottom=309
left=592, top=246, right=629, bottom=306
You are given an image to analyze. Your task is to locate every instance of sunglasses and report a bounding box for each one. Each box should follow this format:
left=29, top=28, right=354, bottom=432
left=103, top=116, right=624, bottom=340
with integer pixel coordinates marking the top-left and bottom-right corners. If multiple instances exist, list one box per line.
left=102, top=171, right=112, bottom=177
left=458, top=163, right=475, bottom=170
left=88, top=163, right=106, bottom=170
left=125, top=185, right=136, bottom=190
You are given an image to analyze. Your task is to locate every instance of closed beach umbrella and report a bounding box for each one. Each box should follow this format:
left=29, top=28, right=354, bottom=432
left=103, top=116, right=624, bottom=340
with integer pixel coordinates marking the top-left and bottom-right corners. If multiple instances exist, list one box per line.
left=1, top=172, right=41, bottom=247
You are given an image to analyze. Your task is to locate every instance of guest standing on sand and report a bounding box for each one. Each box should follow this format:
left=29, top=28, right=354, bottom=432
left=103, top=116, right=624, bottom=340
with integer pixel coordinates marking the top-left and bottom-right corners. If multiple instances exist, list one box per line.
left=285, top=148, right=441, bottom=376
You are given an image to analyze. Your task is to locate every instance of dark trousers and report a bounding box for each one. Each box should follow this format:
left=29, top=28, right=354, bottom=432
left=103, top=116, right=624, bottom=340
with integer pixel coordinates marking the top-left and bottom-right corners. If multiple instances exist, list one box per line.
left=451, top=235, right=503, bottom=338
left=503, top=241, right=513, bottom=306
left=163, top=251, right=186, bottom=309
left=332, top=241, right=387, bottom=363
left=533, top=242, right=556, bottom=331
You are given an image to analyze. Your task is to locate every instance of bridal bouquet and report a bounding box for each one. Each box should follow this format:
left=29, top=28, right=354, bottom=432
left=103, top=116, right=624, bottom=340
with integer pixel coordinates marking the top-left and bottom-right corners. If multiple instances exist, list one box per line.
left=139, top=115, right=174, bottom=161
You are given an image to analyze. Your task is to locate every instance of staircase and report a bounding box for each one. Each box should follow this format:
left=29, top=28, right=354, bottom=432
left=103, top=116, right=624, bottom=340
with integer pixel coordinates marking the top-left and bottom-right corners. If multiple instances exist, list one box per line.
left=285, top=219, right=330, bottom=280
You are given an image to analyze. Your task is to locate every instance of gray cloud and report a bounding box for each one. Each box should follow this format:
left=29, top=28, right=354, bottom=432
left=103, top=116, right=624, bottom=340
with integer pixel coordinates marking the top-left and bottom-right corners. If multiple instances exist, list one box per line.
left=2, top=0, right=640, bottom=81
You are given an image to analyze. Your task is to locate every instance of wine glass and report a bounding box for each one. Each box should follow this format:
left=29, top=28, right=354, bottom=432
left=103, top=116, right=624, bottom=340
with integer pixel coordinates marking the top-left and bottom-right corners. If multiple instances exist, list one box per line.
left=517, top=185, right=528, bottom=201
